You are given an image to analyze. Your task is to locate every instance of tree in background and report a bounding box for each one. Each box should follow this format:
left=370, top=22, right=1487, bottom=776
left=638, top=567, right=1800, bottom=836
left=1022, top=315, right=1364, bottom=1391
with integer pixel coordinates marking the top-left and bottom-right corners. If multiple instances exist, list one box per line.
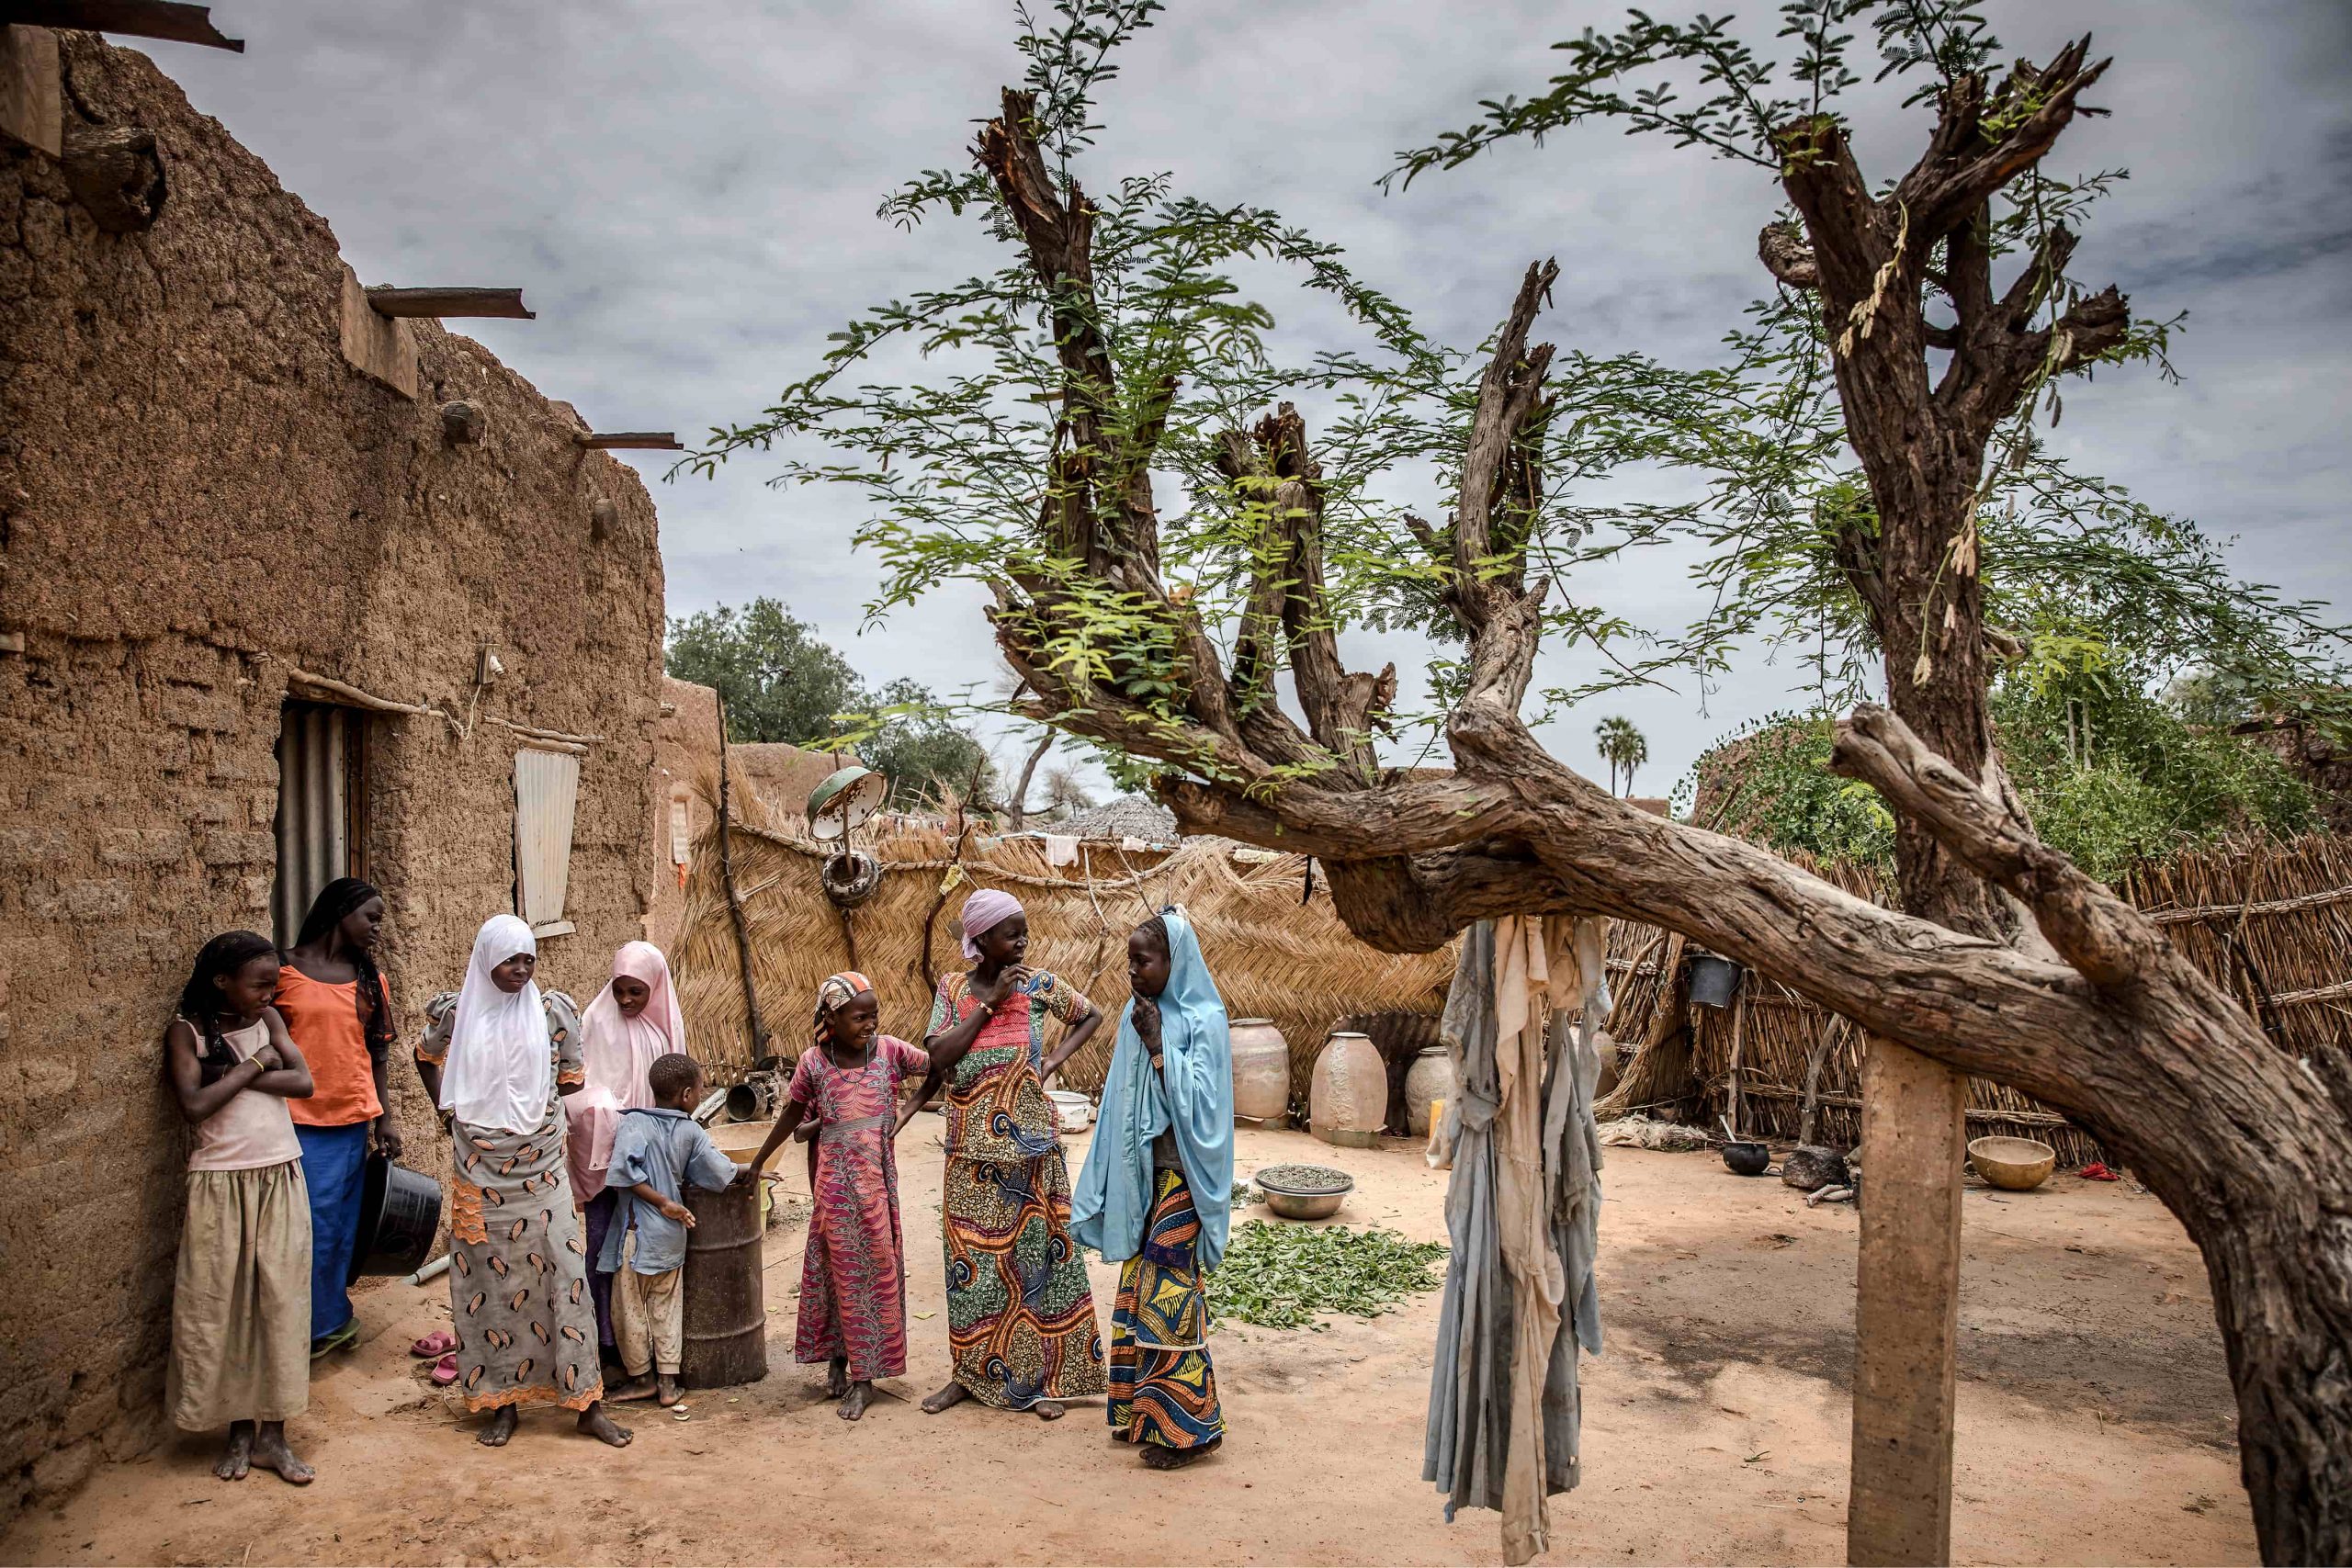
left=1593, top=716, right=1648, bottom=796
left=665, top=597, right=991, bottom=811
left=702, top=5, right=2352, bottom=1554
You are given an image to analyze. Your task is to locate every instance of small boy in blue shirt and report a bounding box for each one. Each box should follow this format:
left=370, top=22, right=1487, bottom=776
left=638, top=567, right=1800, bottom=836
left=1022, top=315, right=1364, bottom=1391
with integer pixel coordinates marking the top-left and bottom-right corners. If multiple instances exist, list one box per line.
left=601, top=1053, right=739, bottom=1407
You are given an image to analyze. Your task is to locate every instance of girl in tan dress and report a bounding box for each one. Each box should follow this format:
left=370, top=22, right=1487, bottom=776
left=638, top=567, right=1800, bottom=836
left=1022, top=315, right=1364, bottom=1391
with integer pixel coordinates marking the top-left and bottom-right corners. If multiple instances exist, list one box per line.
left=164, top=931, right=317, bottom=1484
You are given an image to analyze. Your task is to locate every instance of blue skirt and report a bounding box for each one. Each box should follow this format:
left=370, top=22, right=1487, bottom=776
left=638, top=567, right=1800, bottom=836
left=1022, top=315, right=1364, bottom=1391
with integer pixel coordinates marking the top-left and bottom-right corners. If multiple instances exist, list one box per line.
left=294, top=1121, right=369, bottom=1341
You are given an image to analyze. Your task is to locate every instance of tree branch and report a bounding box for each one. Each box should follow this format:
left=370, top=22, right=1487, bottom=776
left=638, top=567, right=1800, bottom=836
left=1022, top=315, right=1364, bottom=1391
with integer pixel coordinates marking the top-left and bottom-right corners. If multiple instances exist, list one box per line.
left=1894, top=39, right=2113, bottom=245
left=1758, top=220, right=1818, bottom=290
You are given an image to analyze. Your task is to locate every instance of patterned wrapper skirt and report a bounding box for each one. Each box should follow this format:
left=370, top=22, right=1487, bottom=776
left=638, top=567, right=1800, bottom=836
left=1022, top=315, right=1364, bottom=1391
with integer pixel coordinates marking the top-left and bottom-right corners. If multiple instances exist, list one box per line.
left=1108, top=1167, right=1224, bottom=1450
left=797, top=1115, right=910, bottom=1382
left=942, top=1149, right=1106, bottom=1408
left=447, top=1115, right=604, bottom=1413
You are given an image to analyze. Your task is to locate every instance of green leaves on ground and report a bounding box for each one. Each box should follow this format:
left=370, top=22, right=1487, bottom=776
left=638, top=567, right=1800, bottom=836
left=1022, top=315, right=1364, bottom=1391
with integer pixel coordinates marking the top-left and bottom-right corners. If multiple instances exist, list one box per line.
left=1209, top=1221, right=1448, bottom=1332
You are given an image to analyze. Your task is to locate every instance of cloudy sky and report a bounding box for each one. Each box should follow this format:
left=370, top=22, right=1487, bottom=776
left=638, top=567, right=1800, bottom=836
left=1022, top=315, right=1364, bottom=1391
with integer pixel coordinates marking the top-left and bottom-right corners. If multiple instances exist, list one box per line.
left=160, top=0, right=2350, bottom=801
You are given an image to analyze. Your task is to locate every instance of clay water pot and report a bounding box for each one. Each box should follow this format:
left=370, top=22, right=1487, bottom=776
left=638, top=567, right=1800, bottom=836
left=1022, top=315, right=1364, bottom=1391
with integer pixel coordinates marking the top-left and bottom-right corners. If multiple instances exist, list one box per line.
left=1308, top=1032, right=1385, bottom=1148
left=1404, top=1045, right=1457, bottom=1137
left=1228, top=1018, right=1290, bottom=1123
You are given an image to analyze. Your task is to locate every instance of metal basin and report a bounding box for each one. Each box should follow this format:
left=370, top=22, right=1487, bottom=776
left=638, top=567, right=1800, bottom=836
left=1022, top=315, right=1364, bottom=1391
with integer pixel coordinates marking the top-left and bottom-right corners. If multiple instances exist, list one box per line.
left=1254, top=1168, right=1354, bottom=1221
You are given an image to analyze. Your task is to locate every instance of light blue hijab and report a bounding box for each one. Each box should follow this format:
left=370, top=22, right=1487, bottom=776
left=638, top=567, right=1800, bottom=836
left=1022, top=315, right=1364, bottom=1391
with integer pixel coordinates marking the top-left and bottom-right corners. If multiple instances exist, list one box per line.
left=1071, top=906, right=1235, bottom=1269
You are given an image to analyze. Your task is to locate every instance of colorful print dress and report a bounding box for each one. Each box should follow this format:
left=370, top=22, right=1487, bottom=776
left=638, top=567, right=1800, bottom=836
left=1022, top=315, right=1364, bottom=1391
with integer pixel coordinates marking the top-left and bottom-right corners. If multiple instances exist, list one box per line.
left=1108, top=1166, right=1225, bottom=1449
left=926, top=970, right=1107, bottom=1408
left=418, top=990, right=604, bottom=1413
left=789, top=1034, right=928, bottom=1381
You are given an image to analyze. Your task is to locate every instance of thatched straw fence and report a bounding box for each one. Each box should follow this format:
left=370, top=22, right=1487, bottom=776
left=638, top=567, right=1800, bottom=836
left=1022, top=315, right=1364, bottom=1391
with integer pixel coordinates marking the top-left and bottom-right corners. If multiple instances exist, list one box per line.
left=673, top=800, right=1453, bottom=1106
left=1597, top=836, right=2352, bottom=1165
left=673, top=753, right=2347, bottom=1164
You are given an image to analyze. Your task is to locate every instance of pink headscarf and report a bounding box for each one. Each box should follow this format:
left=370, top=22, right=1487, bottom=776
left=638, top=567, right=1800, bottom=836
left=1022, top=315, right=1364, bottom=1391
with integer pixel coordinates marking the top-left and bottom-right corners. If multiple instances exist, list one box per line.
left=959, top=888, right=1024, bottom=961
left=568, top=942, right=684, bottom=1201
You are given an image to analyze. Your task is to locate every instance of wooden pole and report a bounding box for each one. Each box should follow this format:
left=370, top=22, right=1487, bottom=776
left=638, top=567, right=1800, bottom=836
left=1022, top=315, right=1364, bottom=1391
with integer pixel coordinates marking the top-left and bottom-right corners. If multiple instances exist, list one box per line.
left=714, top=696, right=769, bottom=1059
left=1849, top=1042, right=1965, bottom=1565
left=573, top=432, right=683, bottom=450
left=1, top=0, right=242, bottom=51
left=366, top=287, right=534, bottom=320
left=1725, top=1000, right=1745, bottom=1140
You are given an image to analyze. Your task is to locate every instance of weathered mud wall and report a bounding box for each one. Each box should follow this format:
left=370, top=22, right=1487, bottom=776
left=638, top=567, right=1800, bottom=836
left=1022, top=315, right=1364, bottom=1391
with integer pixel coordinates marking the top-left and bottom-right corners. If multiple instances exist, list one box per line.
left=0, top=34, right=665, bottom=1518
left=644, top=676, right=721, bottom=952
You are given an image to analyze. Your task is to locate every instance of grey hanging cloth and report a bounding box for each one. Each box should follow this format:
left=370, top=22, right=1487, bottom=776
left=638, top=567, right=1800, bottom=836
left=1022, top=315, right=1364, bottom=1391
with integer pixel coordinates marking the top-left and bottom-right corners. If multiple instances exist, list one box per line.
left=1423, top=917, right=1607, bottom=1565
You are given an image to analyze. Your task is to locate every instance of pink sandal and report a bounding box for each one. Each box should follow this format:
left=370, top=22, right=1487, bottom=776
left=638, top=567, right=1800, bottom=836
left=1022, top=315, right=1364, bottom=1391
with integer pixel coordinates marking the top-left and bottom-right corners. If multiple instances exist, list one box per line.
left=428, top=1352, right=458, bottom=1386
left=410, top=1329, right=457, bottom=1359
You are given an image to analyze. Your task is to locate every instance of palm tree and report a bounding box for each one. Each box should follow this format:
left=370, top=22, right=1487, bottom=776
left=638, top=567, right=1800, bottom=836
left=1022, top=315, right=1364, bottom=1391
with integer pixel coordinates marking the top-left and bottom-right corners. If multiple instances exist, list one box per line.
left=1594, top=716, right=1648, bottom=798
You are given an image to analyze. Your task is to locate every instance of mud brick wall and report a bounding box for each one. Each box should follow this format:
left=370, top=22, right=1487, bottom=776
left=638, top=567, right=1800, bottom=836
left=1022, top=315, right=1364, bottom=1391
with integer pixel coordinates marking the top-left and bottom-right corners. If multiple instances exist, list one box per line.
left=0, top=35, right=666, bottom=1518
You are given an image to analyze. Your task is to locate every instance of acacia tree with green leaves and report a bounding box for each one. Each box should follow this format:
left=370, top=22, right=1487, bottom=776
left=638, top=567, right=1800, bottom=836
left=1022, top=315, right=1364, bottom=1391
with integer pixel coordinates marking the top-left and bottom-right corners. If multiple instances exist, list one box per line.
left=703, top=4, right=2351, bottom=1558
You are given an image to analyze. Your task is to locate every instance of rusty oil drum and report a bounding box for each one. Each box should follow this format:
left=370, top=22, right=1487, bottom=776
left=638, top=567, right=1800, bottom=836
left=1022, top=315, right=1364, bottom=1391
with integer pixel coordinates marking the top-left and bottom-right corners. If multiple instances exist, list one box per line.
left=681, top=1177, right=768, bottom=1387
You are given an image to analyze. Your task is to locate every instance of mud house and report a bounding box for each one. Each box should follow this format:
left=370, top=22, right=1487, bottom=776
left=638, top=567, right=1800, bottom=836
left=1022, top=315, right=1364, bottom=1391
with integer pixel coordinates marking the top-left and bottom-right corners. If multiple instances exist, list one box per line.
left=0, top=30, right=667, bottom=1517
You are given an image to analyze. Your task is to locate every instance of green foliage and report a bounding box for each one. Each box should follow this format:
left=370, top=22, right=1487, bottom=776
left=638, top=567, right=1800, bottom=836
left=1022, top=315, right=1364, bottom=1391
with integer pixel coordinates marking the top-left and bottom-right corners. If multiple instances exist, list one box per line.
left=663, top=598, right=990, bottom=811
left=1684, top=684, right=2318, bottom=881
left=1594, top=716, right=1651, bottom=796
left=665, top=598, right=862, bottom=747
left=1208, top=1221, right=1449, bottom=1332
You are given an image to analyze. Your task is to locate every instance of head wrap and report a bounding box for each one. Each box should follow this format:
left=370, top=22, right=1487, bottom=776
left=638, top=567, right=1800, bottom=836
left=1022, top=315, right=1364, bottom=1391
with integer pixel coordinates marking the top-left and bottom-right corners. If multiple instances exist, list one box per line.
left=958, top=889, right=1024, bottom=962
left=571, top=941, right=683, bottom=1198
left=438, top=914, right=549, bottom=1135
left=1071, top=905, right=1235, bottom=1269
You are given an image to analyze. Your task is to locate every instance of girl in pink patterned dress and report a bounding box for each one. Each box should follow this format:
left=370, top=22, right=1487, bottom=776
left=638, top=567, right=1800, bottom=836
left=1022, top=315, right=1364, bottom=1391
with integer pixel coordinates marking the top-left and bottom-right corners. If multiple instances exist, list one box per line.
left=747, top=971, right=928, bottom=1420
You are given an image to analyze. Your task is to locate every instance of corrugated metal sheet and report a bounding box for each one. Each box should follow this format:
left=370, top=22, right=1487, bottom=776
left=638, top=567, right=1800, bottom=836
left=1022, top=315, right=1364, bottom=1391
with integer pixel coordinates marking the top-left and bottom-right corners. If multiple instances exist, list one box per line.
left=514, top=747, right=581, bottom=934
left=272, top=703, right=357, bottom=945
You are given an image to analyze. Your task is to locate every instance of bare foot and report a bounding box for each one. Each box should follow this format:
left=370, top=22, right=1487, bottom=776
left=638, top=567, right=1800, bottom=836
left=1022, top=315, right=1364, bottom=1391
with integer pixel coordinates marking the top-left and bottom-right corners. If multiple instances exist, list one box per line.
left=827, top=1359, right=850, bottom=1400
left=576, top=1402, right=632, bottom=1448
left=656, top=1374, right=683, bottom=1408
left=477, top=1406, right=518, bottom=1448
left=1033, top=1399, right=1066, bottom=1422
left=921, top=1381, right=969, bottom=1415
left=838, top=1382, right=872, bottom=1421
left=212, top=1421, right=254, bottom=1481
left=251, top=1423, right=314, bottom=1485
left=1140, top=1437, right=1221, bottom=1470
left=607, top=1374, right=659, bottom=1404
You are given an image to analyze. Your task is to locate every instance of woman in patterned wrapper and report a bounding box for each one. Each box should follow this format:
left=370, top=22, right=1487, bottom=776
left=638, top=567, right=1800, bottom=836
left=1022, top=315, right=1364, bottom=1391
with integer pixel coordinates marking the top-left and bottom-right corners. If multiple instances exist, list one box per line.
left=1072, top=907, right=1233, bottom=1468
left=414, top=915, right=630, bottom=1450
left=908, top=890, right=1108, bottom=1419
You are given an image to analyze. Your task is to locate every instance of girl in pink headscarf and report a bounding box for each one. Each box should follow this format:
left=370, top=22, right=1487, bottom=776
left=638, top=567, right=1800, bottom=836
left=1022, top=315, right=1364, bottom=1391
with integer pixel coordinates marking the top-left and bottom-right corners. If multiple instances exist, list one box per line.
left=571, top=942, right=683, bottom=1359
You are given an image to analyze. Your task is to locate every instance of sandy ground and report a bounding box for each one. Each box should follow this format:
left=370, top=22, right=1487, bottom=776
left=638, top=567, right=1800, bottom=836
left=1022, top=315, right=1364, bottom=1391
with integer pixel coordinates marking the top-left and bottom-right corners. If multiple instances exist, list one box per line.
left=3, top=1122, right=2254, bottom=1566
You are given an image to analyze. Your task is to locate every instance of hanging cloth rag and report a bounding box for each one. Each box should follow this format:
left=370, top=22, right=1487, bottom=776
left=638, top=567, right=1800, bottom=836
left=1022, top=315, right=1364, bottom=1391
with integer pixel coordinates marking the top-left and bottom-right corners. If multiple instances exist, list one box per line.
left=1423, top=915, right=1608, bottom=1565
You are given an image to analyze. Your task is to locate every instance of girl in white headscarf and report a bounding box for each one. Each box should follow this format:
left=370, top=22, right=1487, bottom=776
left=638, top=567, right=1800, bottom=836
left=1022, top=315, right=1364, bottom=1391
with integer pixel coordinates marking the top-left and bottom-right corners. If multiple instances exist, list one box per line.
left=571, top=942, right=682, bottom=1357
left=415, top=915, right=632, bottom=1450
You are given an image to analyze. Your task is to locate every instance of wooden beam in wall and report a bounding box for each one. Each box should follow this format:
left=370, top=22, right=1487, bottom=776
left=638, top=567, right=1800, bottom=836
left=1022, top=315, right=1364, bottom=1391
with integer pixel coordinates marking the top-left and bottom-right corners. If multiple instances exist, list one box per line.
left=573, top=432, right=683, bottom=451
left=337, top=265, right=417, bottom=399
left=0, top=24, right=61, bottom=158
left=366, top=287, right=534, bottom=320
left=0, top=1, right=242, bottom=51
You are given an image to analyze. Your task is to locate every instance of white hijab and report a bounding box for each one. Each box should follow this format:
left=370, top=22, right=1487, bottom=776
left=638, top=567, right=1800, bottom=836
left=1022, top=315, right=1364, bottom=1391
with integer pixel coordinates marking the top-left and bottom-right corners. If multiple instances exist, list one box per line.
left=439, top=914, right=551, bottom=1134
left=569, top=941, right=681, bottom=1197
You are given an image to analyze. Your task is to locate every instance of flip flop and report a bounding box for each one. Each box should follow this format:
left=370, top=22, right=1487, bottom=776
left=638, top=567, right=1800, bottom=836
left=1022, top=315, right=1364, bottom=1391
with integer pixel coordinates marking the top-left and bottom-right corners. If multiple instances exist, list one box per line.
left=308, top=1322, right=359, bottom=1360
left=409, top=1329, right=457, bottom=1359
left=429, top=1353, right=458, bottom=1387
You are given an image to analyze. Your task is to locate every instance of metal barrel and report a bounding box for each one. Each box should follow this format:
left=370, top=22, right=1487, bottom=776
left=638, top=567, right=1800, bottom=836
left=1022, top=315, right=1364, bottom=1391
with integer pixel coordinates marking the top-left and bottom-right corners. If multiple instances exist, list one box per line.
left=681, top=1178, right=768, bottom=1388
left=724, top=1070, right=781, bottom=1123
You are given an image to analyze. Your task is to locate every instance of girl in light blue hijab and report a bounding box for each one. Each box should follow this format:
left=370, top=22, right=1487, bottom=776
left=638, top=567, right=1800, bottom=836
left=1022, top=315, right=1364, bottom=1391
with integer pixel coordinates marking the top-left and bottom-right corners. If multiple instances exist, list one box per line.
left=1072, top=906, right=1233, bottom=1468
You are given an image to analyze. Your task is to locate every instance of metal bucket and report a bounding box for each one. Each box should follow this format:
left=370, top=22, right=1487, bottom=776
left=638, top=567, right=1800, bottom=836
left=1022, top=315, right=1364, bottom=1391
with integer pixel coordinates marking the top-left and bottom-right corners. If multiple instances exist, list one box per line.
left=681, top=1178, right=767, bottom=1388
left=1689, top=952, right=1745, bottom=1010
left=347, top=1155, right=442, bottom=1282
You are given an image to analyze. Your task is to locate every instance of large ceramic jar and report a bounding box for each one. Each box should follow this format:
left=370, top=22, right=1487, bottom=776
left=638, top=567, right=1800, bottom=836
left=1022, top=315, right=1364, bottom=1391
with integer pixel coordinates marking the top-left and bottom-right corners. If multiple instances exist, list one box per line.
left=1309, top=1031, right=1385, bottom=1148
left=1228, top=1018, right=1290, bottom=1123
left=1404, top=1045, right=1457, bottom=1137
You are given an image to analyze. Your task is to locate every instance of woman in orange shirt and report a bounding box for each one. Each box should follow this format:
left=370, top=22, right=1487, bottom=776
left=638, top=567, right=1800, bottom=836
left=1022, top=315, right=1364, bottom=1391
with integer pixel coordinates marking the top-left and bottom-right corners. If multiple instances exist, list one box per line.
left=277, top=877, right=401, bottom=1357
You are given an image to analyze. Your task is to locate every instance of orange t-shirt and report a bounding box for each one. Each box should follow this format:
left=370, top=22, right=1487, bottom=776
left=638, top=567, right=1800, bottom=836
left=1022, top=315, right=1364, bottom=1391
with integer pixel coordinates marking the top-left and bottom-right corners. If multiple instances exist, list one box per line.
left=275, top=964, right=390, bottom=1127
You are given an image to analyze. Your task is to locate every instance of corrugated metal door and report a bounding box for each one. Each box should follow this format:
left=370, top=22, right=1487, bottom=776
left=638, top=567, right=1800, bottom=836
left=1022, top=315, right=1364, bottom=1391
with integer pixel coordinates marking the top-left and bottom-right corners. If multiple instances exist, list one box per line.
left=272, top=703, right=365, bottom=945
left=514, top=747, right=581, bottom=935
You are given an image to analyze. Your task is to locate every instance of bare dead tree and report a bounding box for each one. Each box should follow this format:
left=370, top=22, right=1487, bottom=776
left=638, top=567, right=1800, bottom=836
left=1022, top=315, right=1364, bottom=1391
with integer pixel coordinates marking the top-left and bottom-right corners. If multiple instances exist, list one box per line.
left=967, top=80, right=2352, bottom=1563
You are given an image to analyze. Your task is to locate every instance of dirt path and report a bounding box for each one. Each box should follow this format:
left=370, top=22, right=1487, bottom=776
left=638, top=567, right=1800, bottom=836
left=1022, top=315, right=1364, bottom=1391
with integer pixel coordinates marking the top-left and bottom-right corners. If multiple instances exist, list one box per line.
left=2, top=1124, right=2253, bottom=1565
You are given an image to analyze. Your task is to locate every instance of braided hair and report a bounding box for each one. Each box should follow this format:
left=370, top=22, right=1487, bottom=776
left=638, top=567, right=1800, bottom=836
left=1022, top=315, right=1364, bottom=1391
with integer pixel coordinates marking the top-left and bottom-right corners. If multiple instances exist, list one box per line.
left=291, top=876, right=394, bottom=1060
left=177, top=931, right=279, bottom=1085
